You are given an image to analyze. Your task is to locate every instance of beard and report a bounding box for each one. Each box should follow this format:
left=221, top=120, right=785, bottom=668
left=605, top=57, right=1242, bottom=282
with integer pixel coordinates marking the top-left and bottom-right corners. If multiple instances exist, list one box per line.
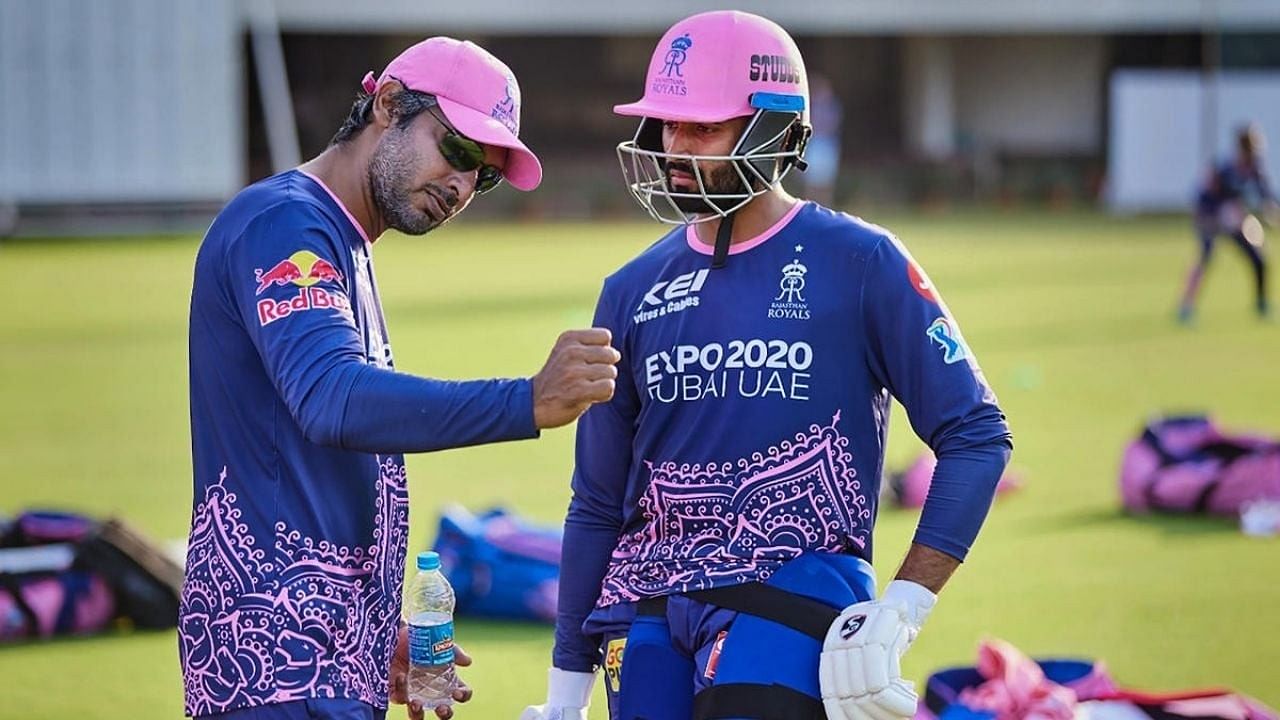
left=664, top=159, right=752, bottom=214
left=368, top=126, right=454, bottom=236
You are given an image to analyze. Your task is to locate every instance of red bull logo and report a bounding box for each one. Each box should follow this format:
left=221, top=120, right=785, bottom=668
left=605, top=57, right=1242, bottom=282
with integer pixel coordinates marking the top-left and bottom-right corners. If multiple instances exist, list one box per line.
left=254, top=250, right=349, bottom=327
left=257, top=286, right=351, bottom=327
left=255, top=250, right=344, bottom=295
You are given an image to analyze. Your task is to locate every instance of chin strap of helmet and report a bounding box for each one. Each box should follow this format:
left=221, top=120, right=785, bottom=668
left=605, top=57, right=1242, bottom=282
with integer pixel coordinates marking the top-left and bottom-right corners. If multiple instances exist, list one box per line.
left=710, top=210, right=736, bottom=269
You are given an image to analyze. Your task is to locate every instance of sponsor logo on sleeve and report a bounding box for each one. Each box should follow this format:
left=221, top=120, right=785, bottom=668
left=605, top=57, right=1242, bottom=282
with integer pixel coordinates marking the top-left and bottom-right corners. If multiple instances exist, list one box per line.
left=253, top=250, right=350, bottom=326
left=907, top=259, right=939, bottom=303
left=927, top=317, right=970, bottom=364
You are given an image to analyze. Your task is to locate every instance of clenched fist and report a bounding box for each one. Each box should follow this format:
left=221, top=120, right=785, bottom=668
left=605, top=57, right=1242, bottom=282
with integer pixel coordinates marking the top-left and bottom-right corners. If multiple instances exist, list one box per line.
left=531, top=328, right=621, bottom=429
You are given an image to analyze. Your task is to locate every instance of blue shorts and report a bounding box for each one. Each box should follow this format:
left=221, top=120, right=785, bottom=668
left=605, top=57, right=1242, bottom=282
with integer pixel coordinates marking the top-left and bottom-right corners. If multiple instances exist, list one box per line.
left=597, top=553, right=876, bottom=720
left=195, top=699, right=386, bottom=720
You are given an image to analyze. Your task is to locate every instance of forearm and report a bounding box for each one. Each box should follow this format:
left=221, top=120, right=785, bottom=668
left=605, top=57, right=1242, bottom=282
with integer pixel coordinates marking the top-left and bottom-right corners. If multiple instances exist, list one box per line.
left=298, top=363, right=538, bottom=453
left=893, top=543, right=959, bottom=594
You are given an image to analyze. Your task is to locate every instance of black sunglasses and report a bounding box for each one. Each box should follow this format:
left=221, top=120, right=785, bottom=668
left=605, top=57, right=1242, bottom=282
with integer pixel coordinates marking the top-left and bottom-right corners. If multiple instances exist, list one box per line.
left=425, top=105, right=505, bottom=195
left=370, top=81, right=506, bottom=195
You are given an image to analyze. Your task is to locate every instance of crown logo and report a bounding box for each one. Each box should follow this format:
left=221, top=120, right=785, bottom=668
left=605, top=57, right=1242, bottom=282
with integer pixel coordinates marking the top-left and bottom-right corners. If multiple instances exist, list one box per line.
left=782, top=259, right=808, bottom=278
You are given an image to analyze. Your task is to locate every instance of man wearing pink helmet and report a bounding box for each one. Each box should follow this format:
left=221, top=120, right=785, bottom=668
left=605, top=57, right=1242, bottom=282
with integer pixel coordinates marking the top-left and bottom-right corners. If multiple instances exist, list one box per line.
left=184, top=37, right=620, bottom=720
left=524, top=11, right=1011, bottom=720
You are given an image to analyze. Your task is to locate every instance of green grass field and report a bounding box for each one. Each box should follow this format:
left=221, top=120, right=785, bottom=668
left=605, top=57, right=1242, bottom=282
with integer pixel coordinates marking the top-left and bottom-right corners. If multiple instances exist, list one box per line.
left=1, top=211, right=1278, bottom=719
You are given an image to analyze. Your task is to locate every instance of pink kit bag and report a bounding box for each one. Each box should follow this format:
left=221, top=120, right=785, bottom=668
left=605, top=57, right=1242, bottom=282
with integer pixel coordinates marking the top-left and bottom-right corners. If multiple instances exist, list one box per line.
left=1119, top=415, right=1280, bottom=515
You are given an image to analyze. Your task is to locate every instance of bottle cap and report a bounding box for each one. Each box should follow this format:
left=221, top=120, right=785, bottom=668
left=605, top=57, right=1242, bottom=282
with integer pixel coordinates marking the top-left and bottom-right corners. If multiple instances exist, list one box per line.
left=417, top=551, right=441, bottom=571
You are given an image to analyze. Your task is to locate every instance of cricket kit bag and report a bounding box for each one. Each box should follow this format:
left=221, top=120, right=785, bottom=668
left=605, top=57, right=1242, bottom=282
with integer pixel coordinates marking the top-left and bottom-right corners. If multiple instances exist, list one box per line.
left=916, top=639, right=1277, bottom=720
left=1119, top=415, right=1280, bottom=515
left=431, top=505, right=562, bottom=622
left=0, top=510, right=184, bottom=642
left=0, top=511, right=114, bottom=641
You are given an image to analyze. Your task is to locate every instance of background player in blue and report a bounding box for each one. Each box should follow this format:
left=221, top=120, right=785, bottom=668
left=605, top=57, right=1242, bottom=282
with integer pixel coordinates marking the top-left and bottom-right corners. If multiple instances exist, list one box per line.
left=521, top=12, right=1011, bottom=720
left=1178, top=123, right=1279, bottom=323
left=183, top=38, right=621, bottom=720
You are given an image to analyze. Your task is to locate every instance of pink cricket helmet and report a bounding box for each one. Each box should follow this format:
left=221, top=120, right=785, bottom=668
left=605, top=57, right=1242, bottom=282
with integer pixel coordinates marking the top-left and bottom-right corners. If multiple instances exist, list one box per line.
left=614, top=11, right=812, bottom=224
left=615, top=10, right=809, bottom=124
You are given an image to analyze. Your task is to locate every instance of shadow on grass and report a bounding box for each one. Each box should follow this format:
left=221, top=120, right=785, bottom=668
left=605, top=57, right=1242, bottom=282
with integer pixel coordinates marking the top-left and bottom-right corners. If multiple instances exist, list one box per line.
left=0, top=625, right=172, bottom=653
left=1026, top=506, right=1240, bottom=536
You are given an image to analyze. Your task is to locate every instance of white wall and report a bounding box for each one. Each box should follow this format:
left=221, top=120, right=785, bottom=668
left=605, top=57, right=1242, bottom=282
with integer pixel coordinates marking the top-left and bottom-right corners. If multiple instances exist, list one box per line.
left=1107, top=70, right=1280, bottom=212
left=952, top=35, right=1106, bottom=155
left=903, top=37, right=956, bottom=159
left=0, top=0, right=243, bottom=204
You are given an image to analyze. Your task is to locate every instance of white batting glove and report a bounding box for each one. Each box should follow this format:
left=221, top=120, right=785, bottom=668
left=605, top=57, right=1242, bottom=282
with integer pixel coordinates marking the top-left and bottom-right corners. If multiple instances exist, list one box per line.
left=519, top=667, right=596, bottom=720
left=819, top=580, right=937, bottom=720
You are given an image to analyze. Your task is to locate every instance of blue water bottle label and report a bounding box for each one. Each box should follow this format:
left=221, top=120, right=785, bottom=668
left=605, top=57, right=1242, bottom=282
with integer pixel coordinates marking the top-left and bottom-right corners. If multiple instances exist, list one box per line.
left=409, top=621, right=455, bottom=666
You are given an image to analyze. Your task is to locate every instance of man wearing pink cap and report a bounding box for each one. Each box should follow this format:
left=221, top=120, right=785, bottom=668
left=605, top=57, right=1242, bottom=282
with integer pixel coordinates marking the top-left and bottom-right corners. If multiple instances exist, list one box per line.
left=525, top=11, right=1011, bottom=720
left=183, top=37, right=620, bottom=720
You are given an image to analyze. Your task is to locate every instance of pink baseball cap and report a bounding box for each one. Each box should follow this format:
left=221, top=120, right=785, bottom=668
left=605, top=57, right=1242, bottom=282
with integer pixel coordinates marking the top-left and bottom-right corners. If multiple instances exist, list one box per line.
left=615, top=11, right=808, bottom=124
left=362, top=37, right=542, bottom=191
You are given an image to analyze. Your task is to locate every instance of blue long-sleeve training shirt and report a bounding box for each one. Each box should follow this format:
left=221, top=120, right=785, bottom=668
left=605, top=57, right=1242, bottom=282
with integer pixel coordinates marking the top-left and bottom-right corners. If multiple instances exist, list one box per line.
left=180, top=170, right=538, bottom=716
left=1198, top=159, right=1274, bottom=214
left=553, top=202, right=1012, bottom=672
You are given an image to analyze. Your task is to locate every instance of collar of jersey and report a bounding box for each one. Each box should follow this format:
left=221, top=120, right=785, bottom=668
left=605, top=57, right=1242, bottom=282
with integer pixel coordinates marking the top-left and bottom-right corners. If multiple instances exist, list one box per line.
left=298, top=169, right=373, bottom=246
left=685, top=201, right=806, bottom=257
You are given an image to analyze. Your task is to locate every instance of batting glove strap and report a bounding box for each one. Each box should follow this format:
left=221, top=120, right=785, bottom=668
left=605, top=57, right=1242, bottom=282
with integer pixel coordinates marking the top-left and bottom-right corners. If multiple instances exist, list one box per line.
left=879, top=580, right=937, bottom=630
left=518, top=705, right=589, bottom=720
left=546, top=667, right=596, bottom=709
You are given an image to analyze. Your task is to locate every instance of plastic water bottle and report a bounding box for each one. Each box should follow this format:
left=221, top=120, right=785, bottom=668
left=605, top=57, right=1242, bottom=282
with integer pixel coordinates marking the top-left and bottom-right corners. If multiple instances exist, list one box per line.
left=406, top=551, right=458, bottom=709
